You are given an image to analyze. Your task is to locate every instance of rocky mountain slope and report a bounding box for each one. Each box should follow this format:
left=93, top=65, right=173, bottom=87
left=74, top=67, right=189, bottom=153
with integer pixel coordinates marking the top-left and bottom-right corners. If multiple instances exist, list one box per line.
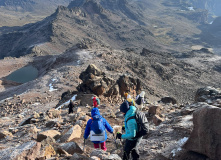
left=0, top=0, right=221, bottom=159
left=0, top=0, right=210, bottom=59
left=0, top=0, right=72, bottom=27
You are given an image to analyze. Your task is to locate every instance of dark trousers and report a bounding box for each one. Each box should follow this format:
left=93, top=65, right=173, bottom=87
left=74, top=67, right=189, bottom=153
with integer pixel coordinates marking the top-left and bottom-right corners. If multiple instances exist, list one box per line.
left=123, top=137, right=142, bottom=160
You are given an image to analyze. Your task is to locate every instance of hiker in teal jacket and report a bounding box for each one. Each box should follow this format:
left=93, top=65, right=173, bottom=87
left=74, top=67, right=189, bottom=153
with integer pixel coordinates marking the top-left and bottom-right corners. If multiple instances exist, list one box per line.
left=116, top=101, right=142, bottom=160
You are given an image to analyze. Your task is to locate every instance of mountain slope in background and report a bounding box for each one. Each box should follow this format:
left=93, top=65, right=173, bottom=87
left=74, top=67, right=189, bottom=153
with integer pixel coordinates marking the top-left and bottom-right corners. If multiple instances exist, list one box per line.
left=0, top=0, right=209, bottom=59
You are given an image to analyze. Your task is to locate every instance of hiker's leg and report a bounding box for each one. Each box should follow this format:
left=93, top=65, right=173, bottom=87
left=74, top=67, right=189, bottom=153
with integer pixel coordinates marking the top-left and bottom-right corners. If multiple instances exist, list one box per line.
left=94, top=143, right=99, bottom=149
left=131, top=137, right=142, bottom=160
left=101, top=141, right=107, bottom=151
left=123, top=139, right=135, bottom=160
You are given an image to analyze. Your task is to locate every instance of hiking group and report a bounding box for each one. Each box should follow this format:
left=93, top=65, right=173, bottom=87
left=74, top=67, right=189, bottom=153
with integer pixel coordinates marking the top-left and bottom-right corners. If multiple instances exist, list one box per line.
left=82, top=92, right=148, bottom=160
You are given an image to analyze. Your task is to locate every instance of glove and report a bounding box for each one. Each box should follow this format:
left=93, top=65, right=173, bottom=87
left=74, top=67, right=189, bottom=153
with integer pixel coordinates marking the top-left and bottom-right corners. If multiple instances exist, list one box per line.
left=122, top=125, right=125, bottom=132
left=116, top=132, right=122, bottom=140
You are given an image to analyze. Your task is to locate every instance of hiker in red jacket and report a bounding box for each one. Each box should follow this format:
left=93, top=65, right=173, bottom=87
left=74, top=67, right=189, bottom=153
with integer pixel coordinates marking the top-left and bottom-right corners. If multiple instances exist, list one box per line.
left=92, top=96, right=100, bottom=107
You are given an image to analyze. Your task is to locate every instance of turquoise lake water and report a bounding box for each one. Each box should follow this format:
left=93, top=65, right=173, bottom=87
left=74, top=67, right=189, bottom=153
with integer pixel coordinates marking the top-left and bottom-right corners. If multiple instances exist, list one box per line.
left=6, top=66, right=38, bottom=83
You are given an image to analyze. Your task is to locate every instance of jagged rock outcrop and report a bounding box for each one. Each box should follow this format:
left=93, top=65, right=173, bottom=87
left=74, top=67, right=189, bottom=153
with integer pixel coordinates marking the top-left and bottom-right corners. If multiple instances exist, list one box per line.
left=77, top=64, right=115, bottom=95
left=183, top=105, right=221, bottom=160
left=78, top=64, right=142, bottom=97
left=117, top=75, right=141, bottom=97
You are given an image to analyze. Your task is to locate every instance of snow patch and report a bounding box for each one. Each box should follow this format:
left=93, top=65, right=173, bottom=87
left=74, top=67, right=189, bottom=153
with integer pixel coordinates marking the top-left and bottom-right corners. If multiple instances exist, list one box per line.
left=188, top=7, right=194, bottom=11
left=56, top=94, right=77, bottom=110
left=171, top=137, right=188, bottom=157
left=49, top=79, right=58, bottom=92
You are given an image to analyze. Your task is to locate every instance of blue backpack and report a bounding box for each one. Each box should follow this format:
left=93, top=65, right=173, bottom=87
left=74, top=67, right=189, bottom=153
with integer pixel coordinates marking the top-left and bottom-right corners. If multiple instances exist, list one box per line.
left=91, top=115, right=105, bottom=134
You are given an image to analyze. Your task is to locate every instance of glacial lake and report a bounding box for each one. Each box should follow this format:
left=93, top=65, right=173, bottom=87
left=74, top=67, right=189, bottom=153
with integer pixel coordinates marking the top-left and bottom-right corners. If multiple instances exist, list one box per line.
left=6, top=66, right=38, bottom=83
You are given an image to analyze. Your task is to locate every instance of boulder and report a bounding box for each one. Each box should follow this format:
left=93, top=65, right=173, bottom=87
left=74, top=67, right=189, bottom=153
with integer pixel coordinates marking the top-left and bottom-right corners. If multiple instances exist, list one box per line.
left=76, top=94, right=94, bottom=106
left=160, top=97, right=177, bottom=104
left=108, top=154, right=122, bottom=160
left=37, top=130, right=61, bottom=142
left=78, top=64, right=116, bottom=96
left=59, top=125, right=82, bottom=143
left=70, top=153, right=92, bottom=160
left=0, top=130, right=13, bottom=139
left=117, top=75, right=141, bottom=97
left=195, top=86, right=221, bottom=102
left=90, top=149, right=110, bottom=159
left=46, top=109, right=61, bottom=119
left=0, top=141, right=41, bottom=160
left=183, top=105, right=221, bottom=160
left=148, top=105, right=162, bottom=116
left=38, top=144, right=56, bottom=159
left=18, top=116, right=33, bottom=126
left=59, top=141, right=83, bottom=155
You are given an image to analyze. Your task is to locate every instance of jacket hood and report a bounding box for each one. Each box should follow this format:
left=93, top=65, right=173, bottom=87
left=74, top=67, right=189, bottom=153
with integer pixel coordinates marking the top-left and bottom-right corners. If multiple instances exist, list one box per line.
left=124, top=106, right=136, bottom=119
left=91, top=107, right=101, bottom=118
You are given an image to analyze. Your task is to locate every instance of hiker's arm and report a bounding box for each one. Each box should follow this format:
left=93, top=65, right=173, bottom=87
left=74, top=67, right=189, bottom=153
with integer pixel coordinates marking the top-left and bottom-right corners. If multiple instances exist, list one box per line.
left=121, top=119, right=136, bottom=139
left=84, top=119, right=92, bottom=139
left=104, top=119, right=113, bottom=133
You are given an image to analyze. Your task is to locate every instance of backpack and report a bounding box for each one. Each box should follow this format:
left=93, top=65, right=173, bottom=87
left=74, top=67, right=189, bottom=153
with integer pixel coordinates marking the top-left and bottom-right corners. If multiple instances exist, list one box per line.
left=90, top=115, right=106, bottom=141
left=136, top=96, right=142, bottom=105
left=96, top=98, right=100, bottom=105
left=126, top=111, right=149, bottom=138
left=91, top=115, right=105, bottom=134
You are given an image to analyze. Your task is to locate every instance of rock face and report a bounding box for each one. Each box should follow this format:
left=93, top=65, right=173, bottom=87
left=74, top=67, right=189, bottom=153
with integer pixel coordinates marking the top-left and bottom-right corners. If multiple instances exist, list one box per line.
left=183, top=105, right=221, bottom=160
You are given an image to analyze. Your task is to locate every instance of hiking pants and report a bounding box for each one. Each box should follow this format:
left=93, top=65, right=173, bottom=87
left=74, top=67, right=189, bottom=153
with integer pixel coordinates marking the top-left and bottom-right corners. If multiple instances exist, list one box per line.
left=94, top=141, right=107, bottom=151
left=123, top=137, right=142, bottom=160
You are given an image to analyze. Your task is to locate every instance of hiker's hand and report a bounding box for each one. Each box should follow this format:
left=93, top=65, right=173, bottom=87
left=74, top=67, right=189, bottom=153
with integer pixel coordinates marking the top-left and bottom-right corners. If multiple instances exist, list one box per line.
left=116, top=132, right=122, bottom=139
left=122, top=125, right=125, bottom=132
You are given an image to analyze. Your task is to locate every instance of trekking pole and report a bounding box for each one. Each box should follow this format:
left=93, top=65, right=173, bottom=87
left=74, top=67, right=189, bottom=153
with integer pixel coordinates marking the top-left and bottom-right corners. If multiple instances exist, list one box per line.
left=83, top=139, right=86, bottom=151
left=112, top=133, right=118, bottom=149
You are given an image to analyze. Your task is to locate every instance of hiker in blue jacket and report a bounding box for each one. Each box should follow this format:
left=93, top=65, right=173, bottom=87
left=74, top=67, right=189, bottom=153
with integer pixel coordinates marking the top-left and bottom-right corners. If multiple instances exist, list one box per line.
left=84, top=107, right=113, bottom=151
left=116, top=101, right=142, bottom=160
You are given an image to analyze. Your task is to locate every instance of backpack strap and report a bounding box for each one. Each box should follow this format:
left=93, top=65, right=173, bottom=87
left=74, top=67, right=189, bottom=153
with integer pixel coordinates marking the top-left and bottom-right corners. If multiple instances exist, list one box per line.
left=126, top=116, right=136, bottom=123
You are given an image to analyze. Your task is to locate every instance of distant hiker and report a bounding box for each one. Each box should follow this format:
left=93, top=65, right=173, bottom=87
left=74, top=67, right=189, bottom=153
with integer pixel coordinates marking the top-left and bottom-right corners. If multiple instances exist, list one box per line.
left=84, top=107, right=113, bottom=151
left=68, top=100, right=74, bottom=114
left=92, top=96, right=100, bottom=108
left=116, top=101, right=149, bottom=160
left=124, top=92, right=129, bottom=100
left=135, top=91, right=145, bottom=110
left=127, top=97, right=136, bottom=107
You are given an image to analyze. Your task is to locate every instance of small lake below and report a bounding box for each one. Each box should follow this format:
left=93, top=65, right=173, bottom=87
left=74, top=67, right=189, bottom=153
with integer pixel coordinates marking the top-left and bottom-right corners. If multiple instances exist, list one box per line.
left=6, top=66, right=38, bottom=83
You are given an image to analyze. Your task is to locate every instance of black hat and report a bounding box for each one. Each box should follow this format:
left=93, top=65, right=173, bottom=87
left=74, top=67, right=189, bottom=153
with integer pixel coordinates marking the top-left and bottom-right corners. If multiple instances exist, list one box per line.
left=120, top=101, right=130, bottom=114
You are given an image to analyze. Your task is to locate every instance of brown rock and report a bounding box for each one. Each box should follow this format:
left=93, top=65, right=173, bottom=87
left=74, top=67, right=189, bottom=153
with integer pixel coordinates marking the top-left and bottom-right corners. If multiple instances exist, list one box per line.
left=0, top=131, right=13, bottom=139
left=59, top=125, right=82, bottom=143
left=153, top=115, right=164, bottom=126
left=148, top=105, right=162, bottom=116
left=46, top=109, right=61, bottom=119
left=183, top=105, right=221, bottom=160
left=39, top=144, right=56, bottom=159
left=37, top=130, right=61, bottom=142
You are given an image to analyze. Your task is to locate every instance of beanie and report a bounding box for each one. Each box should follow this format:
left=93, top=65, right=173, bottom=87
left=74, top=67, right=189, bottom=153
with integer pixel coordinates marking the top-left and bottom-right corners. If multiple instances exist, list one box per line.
left=120, top=101, right=130, bottom=114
